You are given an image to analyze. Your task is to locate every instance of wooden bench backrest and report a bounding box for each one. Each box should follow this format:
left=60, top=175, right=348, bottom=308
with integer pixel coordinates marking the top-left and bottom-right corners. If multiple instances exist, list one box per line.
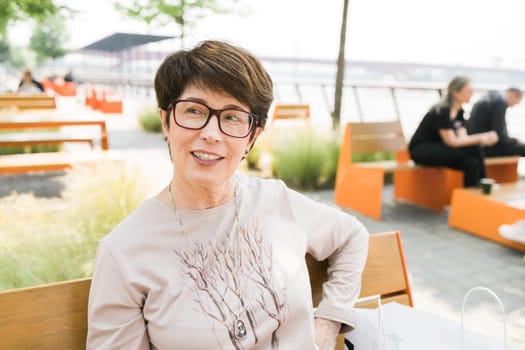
left=308, top=231, right=413, bottom=308
left=349, top=121, right=407, bottom=154
left=0, top=277, right=91, bottom=349
left=0, top=94, right=56, bottom=110
left=0, top=231, right=411, bottom=348
left=271, top=104, right=310, bottom=123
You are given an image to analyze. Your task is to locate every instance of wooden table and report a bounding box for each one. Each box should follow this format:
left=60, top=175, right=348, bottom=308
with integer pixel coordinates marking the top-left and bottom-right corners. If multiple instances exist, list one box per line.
left=448, top=181, right=525, bottom=252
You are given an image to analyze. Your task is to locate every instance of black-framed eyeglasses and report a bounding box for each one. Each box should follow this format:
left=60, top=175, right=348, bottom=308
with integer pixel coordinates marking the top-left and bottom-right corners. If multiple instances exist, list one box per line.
left=167, top=99, right=259, bottom=138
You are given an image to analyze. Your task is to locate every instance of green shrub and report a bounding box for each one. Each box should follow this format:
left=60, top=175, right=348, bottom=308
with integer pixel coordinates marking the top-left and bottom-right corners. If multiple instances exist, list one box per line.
left=138, top=106, right=162, bottom=133
left=271, top=127, right=340, bottom=190
left=0, top=163, right=150, bottom=291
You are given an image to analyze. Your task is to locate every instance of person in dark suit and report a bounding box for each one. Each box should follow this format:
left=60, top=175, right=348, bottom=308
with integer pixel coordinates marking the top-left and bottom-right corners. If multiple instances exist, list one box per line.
left=466, top=88, right=524, bottom=157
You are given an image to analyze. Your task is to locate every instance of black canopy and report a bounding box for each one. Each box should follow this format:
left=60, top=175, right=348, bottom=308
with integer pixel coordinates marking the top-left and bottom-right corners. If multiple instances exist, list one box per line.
left=79, top=32, right=176, bottom=52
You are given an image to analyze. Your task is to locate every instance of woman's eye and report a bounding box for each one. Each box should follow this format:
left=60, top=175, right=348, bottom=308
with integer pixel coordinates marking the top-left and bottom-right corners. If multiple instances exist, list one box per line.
left=224, top=114, right=240, bottom=122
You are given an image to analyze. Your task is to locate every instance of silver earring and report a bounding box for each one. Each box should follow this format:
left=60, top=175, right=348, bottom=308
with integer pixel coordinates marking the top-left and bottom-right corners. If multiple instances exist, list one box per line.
left=163, top=135, right=168, bottom=142
left=244, top=149, right=249, bottom=155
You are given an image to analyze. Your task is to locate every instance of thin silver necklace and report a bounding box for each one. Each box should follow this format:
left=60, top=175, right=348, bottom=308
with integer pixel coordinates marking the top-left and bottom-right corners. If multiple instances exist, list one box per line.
left=168, top=180, right=248, bottom=340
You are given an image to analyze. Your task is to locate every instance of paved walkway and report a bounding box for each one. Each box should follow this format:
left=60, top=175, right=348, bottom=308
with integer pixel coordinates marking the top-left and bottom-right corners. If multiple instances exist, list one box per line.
left=1, top=95, right=523, bottom=347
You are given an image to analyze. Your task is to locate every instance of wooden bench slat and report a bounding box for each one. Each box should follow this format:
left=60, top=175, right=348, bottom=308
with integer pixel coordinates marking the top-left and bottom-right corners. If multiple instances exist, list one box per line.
left=0, top=94, right=56, bottom=110
left=0, top=132, right=95, bottom=149
left=0, top=150, right=121, bottom=174
left=271, top=104, right=310, bottom=123
left=357, top=293, right=411, bottom=309
left=0, top=120, right=109, bottom=153
left=351, top=137, right=407, bottom=154
left=350, top=121, right=404, bottom=135
left=0, top=278, right=91, bottom=349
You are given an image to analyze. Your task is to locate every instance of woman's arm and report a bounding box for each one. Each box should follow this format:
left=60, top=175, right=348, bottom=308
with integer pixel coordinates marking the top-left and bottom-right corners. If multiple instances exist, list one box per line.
left=439, top=128, right=498, bottom=148
left=87, top=241, right=150, bottom=349
left=286, top=187, right=369, bottom=330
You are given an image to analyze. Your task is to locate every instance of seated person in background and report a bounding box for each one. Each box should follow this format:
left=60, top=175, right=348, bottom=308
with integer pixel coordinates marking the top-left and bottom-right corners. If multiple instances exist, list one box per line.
left=63, top=69, right=74, bottom=82
left=409, top=76, right=498, bottom=187
left=17, top=69, right=44, bottom=94
left=466, top=88, right=525, bottom=157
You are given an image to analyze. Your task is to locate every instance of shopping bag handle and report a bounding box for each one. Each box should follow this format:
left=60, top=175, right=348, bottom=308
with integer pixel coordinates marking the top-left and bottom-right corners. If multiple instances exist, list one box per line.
left=460, top=286, right=507, bottom=350
left=354, top=294, right=386, bottom=346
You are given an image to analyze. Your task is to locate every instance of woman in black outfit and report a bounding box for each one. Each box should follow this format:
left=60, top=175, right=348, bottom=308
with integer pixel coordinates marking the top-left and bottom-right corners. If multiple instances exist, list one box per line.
left=409, top=76, right=499, bottom=187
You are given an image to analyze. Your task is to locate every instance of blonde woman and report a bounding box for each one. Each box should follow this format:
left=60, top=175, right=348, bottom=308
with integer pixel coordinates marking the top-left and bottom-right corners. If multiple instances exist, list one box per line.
left=409, top=76, right=498, bottom=187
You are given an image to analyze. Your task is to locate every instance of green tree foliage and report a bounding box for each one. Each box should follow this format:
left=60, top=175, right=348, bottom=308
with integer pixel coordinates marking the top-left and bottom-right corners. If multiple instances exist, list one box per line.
left=29, top=13, right=69, bottom=64
left=115, top=0, right=236, bottom=47
left=0, top=0, right=61, bottom=36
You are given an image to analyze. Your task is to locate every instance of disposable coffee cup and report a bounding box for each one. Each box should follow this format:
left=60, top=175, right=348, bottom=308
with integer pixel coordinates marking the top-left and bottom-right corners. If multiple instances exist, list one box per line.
left=480, top=178, right=495, bottom=195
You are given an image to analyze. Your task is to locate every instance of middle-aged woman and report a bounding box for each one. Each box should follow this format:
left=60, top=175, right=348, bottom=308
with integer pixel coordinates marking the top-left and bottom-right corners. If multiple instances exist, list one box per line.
left=409, top=76, right=499, bottom=187
left=87, top=40, right=369, bottom=350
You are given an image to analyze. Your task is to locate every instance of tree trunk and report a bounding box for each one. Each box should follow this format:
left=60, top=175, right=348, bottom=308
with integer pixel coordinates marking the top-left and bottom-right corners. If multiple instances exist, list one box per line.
left=332, top=0, right=350, bottom=130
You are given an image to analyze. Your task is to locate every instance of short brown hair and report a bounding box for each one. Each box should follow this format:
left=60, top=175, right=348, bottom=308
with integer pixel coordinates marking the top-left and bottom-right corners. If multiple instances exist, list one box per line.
left=154, top=40, right=274, bottom=129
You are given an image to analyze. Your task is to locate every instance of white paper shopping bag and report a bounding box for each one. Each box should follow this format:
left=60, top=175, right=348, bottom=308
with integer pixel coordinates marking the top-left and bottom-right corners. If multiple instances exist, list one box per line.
left=344, top=286, right=519, bottom=350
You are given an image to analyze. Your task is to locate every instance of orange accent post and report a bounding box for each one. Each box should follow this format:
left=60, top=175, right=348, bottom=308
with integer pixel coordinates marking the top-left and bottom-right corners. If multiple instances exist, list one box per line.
left=395, top=231, right=414, bottom=307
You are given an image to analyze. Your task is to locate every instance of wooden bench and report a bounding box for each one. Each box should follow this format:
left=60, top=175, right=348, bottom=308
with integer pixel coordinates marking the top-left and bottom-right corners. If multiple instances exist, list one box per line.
left=310, top=230, right=412, bottom=349
left=0, top=231, right=411, bottom=349
left=271, top=104, right=310, bottom=124
left=0, top=120, right=115, bottom=174
left=448, top=181, right=525, bottom=252
left=334, top=121, right=521, bottom=220
left=0, top=94, right=56, bottom=110
left=0, top=120, right=108, bottom=152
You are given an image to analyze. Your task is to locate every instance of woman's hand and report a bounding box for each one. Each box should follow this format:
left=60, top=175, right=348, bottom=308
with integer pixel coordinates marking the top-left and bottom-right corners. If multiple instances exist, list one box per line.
left=314, top=317, right=340, bottom=350
left=480, top=131, right=499, bottom=146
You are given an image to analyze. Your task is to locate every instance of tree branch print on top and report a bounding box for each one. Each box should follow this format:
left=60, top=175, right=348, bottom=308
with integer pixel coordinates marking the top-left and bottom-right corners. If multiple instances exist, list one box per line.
left=173, top=220, right=286, bottom=350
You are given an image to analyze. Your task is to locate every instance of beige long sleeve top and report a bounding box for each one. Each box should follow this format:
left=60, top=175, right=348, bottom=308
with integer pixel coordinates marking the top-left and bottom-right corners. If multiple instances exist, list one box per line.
left=87, top=174, right=369, bottom=349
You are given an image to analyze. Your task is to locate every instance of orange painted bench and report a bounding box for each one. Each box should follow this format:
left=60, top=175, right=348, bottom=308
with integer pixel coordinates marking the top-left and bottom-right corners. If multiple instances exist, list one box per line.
left=85, top=88, right=123, bottom=114
left=0, top=231, right=410, bottom=349
left=448, top=181, right=525, bottom=252
left=334, top=121, right=520, bottom=220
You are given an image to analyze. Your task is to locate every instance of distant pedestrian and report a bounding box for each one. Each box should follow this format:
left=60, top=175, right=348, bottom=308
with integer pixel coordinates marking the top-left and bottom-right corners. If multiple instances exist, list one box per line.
left=409, top=76, right=499, bottom=187
left=467, top=88, right=525, bottom=157
left=17, top=69, right=44, bottom=94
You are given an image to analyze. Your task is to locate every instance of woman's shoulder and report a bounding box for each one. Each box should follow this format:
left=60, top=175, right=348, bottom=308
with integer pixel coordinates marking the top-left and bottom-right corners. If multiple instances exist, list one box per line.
left=235, top=172, right=287, bottom=192
left=100, top=197, right=170, bottom=247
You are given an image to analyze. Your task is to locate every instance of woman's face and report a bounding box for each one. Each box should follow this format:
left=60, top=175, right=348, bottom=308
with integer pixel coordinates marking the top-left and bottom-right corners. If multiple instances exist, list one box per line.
left=453, top=83, right=473, bottom=104
left=161, top=84, right=261, bottom=189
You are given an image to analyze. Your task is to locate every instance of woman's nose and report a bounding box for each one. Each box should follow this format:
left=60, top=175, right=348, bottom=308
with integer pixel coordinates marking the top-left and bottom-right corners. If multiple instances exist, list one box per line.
left=199, top=114, right=222, bottom=142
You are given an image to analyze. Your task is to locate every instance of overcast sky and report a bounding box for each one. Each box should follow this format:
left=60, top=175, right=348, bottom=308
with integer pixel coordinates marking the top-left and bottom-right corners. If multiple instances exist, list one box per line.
left=9, top=0, right=525, bottom=69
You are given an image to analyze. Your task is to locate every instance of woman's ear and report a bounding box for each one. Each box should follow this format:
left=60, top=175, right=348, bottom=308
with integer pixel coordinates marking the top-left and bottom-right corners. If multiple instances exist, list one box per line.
left=160, top=108, right=169, bottom=135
